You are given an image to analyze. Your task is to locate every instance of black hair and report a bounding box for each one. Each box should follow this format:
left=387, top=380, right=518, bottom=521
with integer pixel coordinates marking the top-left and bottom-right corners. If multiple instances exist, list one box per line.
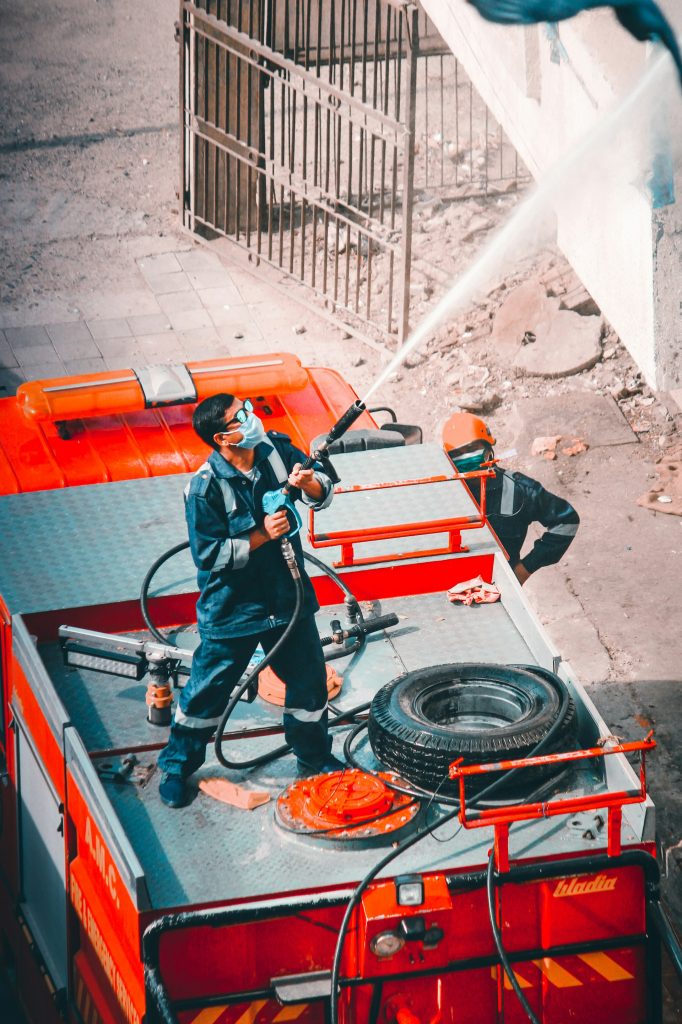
left=192, top=393, right=236, bottom=451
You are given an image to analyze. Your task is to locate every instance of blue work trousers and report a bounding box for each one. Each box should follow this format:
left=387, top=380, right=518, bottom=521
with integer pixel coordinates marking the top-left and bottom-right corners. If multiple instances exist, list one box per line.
left=157, top=613, right=330, bottom=778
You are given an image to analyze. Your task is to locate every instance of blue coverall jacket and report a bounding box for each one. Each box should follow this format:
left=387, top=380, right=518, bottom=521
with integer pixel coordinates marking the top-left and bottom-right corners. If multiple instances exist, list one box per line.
left=467, top=466, right=579, bottom=573
left=184, top=432, right=333, bottom=638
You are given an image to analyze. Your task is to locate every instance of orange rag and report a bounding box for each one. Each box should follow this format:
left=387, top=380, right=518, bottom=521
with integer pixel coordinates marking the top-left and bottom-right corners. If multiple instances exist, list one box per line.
left=198, top=778, right=271, bottom=810
left=447, top=576, right=501, bottom=606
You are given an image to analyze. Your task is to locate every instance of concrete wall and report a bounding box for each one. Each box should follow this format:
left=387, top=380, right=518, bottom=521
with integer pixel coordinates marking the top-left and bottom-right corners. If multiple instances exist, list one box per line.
left=420, top=0, right=682, bottom=389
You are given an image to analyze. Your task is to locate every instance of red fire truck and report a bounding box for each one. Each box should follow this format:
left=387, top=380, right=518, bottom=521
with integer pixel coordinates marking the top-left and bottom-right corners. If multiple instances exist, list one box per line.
left=0, top=354, right=679, bottom=1024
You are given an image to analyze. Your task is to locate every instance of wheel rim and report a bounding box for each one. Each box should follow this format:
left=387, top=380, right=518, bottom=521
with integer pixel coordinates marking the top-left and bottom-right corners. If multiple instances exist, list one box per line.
left=413, top=679, right=536, bottom=733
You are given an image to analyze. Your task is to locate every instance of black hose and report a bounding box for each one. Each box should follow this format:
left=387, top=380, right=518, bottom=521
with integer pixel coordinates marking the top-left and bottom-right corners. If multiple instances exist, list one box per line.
left=140, top=540, right=190, bottom=644
left=487, top=851, right=540, bottom=1024
left=140, top=540, right=377, bottom=769
left=329, top=670, right=573, bottom=1024
left=214, top=570, right=305, bottom=770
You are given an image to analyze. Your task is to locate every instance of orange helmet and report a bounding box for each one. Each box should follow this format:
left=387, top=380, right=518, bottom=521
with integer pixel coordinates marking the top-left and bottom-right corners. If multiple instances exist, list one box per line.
left=442, top=413, right=495, bottom=455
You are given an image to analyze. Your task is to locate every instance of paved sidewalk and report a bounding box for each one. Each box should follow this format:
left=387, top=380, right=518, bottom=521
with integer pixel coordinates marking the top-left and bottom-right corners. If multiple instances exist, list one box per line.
left=0, top=246, right=340, bottom=395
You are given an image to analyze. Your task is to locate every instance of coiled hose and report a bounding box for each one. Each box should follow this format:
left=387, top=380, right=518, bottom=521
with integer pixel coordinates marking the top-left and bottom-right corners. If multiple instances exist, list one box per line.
left=140, top=539, right=375, bottom=770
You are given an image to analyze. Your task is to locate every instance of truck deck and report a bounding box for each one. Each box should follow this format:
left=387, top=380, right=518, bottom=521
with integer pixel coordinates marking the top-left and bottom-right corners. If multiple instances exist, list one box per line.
left=3, top=443, right=652, bottom=917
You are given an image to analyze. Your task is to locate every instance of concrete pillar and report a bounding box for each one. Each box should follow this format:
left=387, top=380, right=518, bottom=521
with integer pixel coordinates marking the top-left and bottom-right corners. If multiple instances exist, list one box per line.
left=419, top=0, right=682, bottom=389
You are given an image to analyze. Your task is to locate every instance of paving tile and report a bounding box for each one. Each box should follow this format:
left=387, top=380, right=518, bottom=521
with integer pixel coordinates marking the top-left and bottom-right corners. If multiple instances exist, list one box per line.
left=215, top=322, right=265, bottom=346
left=0, top=368, right=26, bottom=395
left=196, top=285, right=243, bottom=309
left=62, top=357, right=108, bottom=376
left=138, top=253, right=182, bottom=276
left=86, top=318, right=132, bottom=342
left=146, top=272, right=194, bottom=296
left=136, top=333, right=186, bottom=362
left=127, top=313, right=172, bottom=336
left=205, top=305, right=251, bottom=329
left=45, top=321, right=93, bottom=346
left=0, top=337, right=19, bottom=368
left=97, top=334, right=150, bottom=359
left=104, top=354, right=142, bottom=372
left=186, top=269, right=238, bottom=291
left=49, top=336, right=101, bottom=361
left=5, top=325, right=52, bottom=350
left=167, top=308, right=214, bottom=332
left=177, top=328, right=223, bottom=359
left=22, top=363, right=67, bottom=382
left=15, top=344, right=63, bottom=367
left=175, top=249, right=224, bottom=273
left=156, top=290, right=204, bottom=316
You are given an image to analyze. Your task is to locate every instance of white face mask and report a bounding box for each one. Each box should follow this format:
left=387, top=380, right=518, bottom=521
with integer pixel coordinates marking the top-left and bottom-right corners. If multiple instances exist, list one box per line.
left=228, top=412, right=266, bottom=449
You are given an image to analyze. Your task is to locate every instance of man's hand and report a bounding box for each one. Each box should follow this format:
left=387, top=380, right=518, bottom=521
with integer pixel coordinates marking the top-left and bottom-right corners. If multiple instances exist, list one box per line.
left=288, top=463, right=323, bottom=500
left=513, top=562, right=531, bottom=586
left=251, top=510, right=290, bottom=550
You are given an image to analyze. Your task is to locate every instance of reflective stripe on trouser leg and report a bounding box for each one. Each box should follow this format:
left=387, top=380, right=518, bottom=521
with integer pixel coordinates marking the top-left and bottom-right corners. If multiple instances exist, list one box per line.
left=157, top=634, right=258, bottom=778
left=262, top=613, right=331, bottom=766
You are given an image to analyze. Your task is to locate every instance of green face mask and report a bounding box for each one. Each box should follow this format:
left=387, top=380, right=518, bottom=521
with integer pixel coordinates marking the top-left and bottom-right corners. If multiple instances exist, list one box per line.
left=453, top=449, right=487, bottom=473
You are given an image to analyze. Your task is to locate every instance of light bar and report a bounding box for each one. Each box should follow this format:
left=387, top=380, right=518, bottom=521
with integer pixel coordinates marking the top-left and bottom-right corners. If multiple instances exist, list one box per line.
left=62, top=641, right=147, bottom=680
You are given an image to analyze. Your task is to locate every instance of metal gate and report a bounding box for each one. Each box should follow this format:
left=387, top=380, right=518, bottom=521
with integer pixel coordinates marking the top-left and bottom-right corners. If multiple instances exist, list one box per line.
left=179, top=1, right=528, bottom=347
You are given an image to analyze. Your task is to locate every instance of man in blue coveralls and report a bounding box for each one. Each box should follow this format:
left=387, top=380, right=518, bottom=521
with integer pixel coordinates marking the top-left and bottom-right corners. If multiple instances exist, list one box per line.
left=157, top=393, right=343, bottom=808
left=442, top=413, right=580, bottom=585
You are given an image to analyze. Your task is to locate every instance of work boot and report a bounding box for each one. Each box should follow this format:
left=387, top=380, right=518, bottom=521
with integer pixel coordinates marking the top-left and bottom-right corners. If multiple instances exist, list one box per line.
left=297, top=753, right=346, bottom=777
left=159, top=773, right=189, bottom=808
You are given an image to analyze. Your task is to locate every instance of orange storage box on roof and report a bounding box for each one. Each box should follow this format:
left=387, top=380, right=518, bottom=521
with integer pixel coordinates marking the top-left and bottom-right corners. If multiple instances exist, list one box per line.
left=16, top=353, right=309, bottom=422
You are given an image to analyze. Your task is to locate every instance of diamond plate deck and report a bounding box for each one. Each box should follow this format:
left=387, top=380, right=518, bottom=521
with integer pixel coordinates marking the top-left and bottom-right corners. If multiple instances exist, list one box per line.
left=0, top=443, right=492, bottom=615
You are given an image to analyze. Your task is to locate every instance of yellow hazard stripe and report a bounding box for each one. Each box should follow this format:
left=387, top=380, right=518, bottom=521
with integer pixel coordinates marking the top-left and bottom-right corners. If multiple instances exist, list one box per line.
left=191, top=1007, right=230, bottom=1024
left=235, top=1001, right=269, bottom=1024
left=490, top=966, right=532, bottom=989
left=533, top=958, right=581, bottom=987
left=273, top=1007, right=310, bottom=1021
left=578, top=952, right=634, bottom=981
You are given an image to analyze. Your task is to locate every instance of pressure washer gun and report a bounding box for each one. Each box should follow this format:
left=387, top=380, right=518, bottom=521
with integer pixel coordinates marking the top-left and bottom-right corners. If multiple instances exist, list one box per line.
left=262, top=399, right=366, bottom=540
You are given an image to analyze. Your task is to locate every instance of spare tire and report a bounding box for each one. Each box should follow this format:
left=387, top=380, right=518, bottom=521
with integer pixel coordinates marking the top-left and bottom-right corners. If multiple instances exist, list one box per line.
left=368, top=663, right=576, bottom=794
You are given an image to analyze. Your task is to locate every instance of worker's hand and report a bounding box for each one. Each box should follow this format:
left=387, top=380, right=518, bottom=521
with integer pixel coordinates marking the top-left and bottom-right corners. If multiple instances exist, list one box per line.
left=262, top=510, right=290, bottom=541
left=513, top=563, right=531, bottom=586
left=288, top=463, right=324, bottom=501
left=288, top=463, right=316, bottom=491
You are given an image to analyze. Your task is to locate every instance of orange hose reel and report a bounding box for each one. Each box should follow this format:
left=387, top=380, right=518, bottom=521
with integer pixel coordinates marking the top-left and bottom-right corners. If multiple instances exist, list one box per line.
left=258, top=663, right=343, bottom=705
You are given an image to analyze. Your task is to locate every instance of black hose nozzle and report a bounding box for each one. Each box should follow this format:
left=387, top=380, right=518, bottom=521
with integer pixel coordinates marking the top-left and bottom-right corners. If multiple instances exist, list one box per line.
left=325, top=400, right=366, bottom=444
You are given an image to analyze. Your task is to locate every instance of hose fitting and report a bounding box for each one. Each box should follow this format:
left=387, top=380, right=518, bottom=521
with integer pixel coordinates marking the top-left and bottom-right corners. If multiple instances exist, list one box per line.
left=280, top=537, right=301, bottom=579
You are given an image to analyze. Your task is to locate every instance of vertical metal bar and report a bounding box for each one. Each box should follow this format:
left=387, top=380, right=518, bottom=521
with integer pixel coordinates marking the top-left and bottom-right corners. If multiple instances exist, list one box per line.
left=322, top=209, right=329, bottom=296
left=379, top=6, right=390, bottom=225
left=289, top=189, right=295, bottom=274
left=455, top=58, right=459, bottom=187
left=469, top=79, right=473, bottom=186
left=179, top=0, right=187, bottom=228
left=267, top=179, right=274, bottom=262
left=424, top=53, right=429, bottom=189
left=279, top=183, right=285, bottom=267
left=311, top=206, right=317, bottom=289
left=481, top=103, right=485, bottom=197
left=398, top=5, right=418, bottom=346
left=300, top=197, right=306, bottom=281
left=440, top=54, right=444, bottom=188
left=366, top=236, right=373, bottom=321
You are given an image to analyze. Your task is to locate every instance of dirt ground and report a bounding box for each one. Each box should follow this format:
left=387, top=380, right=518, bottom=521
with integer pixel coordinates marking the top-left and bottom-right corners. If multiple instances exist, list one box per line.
left=1, top=0, right=680, bottom=1016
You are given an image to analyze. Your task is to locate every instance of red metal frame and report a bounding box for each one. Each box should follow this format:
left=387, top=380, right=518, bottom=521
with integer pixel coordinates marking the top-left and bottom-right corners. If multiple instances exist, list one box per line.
left=309, top=470, right=493, bottom=568
left=450, top=735, right=656, bottom=871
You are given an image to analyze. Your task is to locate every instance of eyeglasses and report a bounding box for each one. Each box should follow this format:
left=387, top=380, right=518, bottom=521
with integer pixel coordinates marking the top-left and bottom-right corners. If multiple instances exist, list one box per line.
left=222, top=398, right=253, bottom=432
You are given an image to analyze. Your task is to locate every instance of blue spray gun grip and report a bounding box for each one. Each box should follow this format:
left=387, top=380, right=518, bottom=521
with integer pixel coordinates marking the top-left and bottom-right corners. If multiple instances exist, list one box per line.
left=262, top=488, right=302, bottom=537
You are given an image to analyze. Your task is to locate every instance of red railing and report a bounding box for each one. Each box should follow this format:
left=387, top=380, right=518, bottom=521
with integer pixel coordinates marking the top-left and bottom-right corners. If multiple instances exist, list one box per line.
left=449, top=734, right=656, bottom=871
left=309, top=468, right=493, bottom=568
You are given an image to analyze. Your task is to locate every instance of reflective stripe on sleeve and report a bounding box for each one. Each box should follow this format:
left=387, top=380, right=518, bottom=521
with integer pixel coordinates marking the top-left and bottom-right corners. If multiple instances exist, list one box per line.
left=500, top=473, right=516, bottom=515
left=548, top=523, right=579, bottom=536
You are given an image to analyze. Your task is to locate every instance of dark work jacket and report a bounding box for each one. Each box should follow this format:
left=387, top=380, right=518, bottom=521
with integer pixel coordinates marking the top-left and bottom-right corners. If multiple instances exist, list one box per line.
left=184, top=433, right=333, bottom=639
left=468, top=466, right=579, bottom=574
